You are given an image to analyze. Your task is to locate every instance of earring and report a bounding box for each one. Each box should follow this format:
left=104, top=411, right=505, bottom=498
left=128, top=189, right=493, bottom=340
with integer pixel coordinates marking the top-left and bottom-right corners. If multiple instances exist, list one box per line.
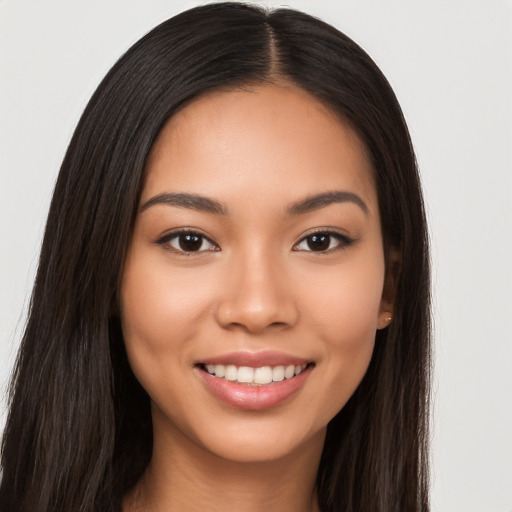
left=378, top=313, right=392, bottom=330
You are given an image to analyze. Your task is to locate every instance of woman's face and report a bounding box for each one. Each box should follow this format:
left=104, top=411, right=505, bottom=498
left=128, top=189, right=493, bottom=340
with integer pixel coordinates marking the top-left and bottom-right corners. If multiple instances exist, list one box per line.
left=120, top=84, right=392, bottom=463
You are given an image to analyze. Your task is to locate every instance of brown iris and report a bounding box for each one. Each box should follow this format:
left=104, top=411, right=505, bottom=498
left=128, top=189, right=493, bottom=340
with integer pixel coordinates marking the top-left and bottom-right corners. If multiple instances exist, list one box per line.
left=306, top=234, right=331, bottom=251
left=179, top=233, right=203, bottom=252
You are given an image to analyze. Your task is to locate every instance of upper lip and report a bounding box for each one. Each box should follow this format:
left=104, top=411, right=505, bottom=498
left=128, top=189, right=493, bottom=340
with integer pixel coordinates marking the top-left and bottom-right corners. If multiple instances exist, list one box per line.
left=197, top=350, right=311, bottom=368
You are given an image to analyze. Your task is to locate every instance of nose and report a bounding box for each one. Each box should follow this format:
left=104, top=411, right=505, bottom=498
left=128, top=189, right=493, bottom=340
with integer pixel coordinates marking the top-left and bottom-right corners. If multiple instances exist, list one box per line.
left=215, top=249, right=299, bottom=334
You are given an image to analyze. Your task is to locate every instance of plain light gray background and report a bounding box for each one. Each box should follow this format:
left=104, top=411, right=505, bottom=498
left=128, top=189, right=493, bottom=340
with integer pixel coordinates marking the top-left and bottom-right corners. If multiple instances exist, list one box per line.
left=1, top=1, right=511, bottom=511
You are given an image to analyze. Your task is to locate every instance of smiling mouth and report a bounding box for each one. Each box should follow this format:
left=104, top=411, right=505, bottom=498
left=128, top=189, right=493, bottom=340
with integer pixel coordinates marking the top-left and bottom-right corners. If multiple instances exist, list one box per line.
left=197, top=363, right=314, bottom=386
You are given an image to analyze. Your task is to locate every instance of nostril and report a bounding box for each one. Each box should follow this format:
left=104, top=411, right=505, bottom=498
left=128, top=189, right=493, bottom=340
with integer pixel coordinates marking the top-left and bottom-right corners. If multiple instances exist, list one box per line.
left=215, top=296, right=299, bottom=333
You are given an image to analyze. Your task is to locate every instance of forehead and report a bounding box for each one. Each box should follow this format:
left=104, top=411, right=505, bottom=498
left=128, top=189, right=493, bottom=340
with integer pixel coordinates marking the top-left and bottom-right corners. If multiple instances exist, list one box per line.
left=142, top=84, right=377, bottom=216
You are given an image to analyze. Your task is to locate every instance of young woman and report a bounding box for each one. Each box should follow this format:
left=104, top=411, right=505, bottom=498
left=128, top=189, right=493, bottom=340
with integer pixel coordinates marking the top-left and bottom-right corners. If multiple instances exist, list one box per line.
left=0, top=3, right=431, bottom=511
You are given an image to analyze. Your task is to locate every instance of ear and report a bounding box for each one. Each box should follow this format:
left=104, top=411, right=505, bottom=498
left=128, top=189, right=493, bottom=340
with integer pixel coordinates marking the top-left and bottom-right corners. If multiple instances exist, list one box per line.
left=377, top=247, right=401, bottom=330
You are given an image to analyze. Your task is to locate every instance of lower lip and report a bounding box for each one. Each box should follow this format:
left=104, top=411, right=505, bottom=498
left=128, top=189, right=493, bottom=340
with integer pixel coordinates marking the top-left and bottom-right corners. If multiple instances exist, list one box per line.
left=197, top=366, right=312, bottom=411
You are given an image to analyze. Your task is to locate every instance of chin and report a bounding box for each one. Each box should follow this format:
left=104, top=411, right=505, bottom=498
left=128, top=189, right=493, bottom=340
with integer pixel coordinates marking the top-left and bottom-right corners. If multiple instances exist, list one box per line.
left=196, top=421, right=327, bottom=464
left=151, top=397, right=329, bottom=465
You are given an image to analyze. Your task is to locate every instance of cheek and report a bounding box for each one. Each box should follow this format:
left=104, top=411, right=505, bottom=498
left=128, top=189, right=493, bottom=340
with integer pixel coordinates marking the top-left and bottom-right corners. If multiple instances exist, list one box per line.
left=320, top=277, right=382, bottom=343
left=316, top=272, right=380, bottom=377
left=304, top=255, right=384, bottom=344
left=297, top=254, right=384, bottom=421
left=119, top=254, right=214, bottom=381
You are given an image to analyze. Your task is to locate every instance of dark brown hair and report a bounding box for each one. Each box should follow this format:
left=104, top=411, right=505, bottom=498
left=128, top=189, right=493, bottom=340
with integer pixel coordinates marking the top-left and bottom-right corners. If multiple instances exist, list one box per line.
left=0, top=4, right=431, bottom=511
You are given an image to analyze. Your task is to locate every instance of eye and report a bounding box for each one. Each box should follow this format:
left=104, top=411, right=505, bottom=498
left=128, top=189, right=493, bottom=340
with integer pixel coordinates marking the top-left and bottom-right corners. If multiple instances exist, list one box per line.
left=157, top=230, right=218, bottom=253
left=294, top=231, right=353, bottom=252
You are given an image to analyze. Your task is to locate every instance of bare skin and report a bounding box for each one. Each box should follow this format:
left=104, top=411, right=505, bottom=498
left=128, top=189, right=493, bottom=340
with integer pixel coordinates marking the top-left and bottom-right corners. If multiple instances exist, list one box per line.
left=121, top=83, right=395, bottom=512
left=125, top=417, right=323, bottom=512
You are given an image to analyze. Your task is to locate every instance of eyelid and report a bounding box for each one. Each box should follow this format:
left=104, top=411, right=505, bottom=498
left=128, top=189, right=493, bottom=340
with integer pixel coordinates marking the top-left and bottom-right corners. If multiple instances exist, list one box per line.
left=155, top=228, right=220, bottom=254
left=292, top=228, right=355, bottom=253
left=155, top=227, right=353, bottom=254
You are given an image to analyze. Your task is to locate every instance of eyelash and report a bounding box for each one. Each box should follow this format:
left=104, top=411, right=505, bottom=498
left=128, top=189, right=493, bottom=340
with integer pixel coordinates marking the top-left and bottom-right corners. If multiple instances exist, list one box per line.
left=156, top=229, right=354, bottom=255
left=292, top=229, right=354, bottom=253
left=156, top=229, right=219, bottom=254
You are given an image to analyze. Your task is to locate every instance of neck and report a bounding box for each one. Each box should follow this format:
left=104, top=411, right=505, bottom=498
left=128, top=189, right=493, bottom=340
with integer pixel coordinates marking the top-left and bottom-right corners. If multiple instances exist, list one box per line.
left=124, top=412, right=325, bottom=512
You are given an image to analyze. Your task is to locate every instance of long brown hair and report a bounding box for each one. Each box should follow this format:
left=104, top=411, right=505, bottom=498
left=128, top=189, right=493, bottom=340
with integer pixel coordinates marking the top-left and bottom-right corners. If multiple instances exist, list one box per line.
left=0, top=4, right=431, bottom=511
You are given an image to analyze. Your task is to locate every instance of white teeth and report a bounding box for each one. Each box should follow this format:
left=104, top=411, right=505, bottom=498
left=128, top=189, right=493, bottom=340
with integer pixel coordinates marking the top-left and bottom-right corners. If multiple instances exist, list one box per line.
left=225, top=365, right=238, bottom=381
left=214, top=364, right=225, bottom=378
left=272, top=366, right=285, bottom=382
left=284, top=365, right=295, bottom=379
left=203, top=363, right=309, bottom=385
left=237, top=366, right=254, bottom=383
left=254, top=366, right=273, bottom=384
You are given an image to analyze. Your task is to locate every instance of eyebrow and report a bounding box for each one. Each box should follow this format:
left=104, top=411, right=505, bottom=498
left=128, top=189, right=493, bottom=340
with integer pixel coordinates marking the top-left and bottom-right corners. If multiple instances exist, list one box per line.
left=140, top=192, right=226, bottom=215
left=140, top=190, right=368, bottom=217
left=287, top=191, right=368, bottom=215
